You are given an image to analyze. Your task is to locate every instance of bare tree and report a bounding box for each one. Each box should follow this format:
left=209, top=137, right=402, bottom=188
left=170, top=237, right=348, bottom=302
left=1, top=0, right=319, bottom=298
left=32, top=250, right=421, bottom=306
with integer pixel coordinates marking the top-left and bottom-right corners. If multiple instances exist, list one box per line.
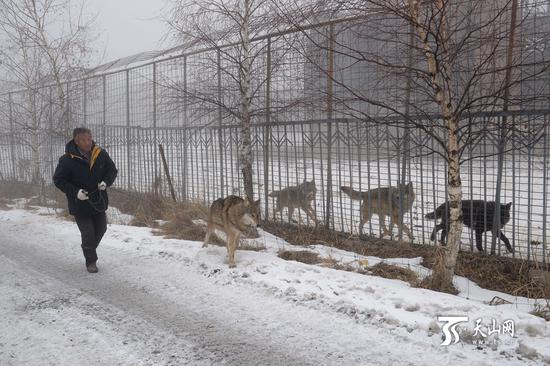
left=0, top=0, right=96, bottom=182
left=277, top=0, right=548, bottom=290
left=163, top=0, right=296, bottom=203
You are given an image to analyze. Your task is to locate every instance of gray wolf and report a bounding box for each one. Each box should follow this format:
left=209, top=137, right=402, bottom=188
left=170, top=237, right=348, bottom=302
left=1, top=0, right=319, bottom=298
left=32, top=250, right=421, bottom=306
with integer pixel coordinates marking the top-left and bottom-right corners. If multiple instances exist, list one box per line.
left=268, top=180, right=318, bottom=225
left=203, top=195, right=260, bottom=268
left=425, top=200, right=513, bottom=253
left=340, top=182, right=415, bottom=238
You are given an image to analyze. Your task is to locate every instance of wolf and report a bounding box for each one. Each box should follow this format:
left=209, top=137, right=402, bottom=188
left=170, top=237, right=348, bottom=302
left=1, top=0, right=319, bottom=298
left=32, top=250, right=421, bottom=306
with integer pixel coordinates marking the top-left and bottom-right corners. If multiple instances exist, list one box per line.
left=268, top=180, right=318, bottom=225
left=425, top=200, right=513, bottom=253
left=202, top=195, right=261, bottom=268
left=340, top=182, right=415, bottom=238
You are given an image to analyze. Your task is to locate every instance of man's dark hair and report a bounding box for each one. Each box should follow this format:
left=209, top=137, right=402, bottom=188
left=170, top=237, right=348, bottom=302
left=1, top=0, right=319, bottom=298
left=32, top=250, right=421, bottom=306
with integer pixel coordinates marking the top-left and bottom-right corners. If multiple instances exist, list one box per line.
left=73, top=127, right=92, bottom=139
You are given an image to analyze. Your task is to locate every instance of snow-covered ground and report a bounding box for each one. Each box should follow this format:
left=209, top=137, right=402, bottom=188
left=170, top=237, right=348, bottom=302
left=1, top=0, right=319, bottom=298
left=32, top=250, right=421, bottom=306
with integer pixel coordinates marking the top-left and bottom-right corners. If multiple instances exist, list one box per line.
left=1, top=202, right=549, bottom=365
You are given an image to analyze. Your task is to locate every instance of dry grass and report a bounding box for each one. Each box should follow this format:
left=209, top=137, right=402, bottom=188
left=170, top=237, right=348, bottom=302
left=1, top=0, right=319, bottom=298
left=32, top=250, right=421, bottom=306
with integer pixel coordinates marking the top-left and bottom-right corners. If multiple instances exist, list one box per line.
left=418, top=247, right=459, bottom=295
left=0, top=180, right=38, bottom=199
left=369, top=262, right=419, bottom=286
left=277, top=250, right=418, bottom=286
left=238, top=240, right=267, bottom=251
left=0, top=181, right=67, bottom=212
left=530, top=301, right=550, bottom=321
left=278, top=250, right=324, bottom=265
left=0, top=198, right=10, bottom=210
left=263, top=221, right=549, bottom=298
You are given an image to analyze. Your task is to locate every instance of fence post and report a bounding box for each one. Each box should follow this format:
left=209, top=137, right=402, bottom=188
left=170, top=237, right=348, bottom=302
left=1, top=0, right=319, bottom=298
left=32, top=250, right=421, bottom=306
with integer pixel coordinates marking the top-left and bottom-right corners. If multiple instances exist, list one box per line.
left=66, top=82, right=71, bottom=138
left=543, top=121, right=548, bottom=265
left=102, top=75, right=107, bottom=144
left=48, top=87, right=54, bottom=178
left=126, top=69, right=131, bottom=190
left=398, top=21, right=414, bottom=242
left=324, top=23, right=335, bottom=229
left=182, top=56, right=188, bottom=200
left=492, top=0, right=518, bottom=253
left=263, top=37, right=272, bottom=220
left=217, top=49, right=225, bottom=197
left=8, top=93, right=17, bottom=180
left=153, top=62, right=158, bottom=194
left=83, top=78, right=87, bottom=127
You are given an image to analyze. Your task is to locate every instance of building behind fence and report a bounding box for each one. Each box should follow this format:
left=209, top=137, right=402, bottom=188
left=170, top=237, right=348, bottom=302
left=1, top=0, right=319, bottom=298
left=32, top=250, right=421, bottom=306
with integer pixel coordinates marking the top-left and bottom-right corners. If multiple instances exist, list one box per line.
left=1, top=3, right=549, bottom=263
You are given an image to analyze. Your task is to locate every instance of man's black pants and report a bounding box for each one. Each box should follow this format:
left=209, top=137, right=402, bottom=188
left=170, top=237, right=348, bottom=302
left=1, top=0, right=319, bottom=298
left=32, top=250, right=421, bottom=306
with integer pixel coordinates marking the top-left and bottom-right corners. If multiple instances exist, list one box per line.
left=75, top=212, right=107, bottom=266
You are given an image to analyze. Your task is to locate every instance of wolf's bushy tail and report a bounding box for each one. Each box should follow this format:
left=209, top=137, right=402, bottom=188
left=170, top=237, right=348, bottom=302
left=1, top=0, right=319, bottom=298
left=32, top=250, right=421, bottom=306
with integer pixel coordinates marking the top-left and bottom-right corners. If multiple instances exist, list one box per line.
left=340, top=186, right=366, bottom=200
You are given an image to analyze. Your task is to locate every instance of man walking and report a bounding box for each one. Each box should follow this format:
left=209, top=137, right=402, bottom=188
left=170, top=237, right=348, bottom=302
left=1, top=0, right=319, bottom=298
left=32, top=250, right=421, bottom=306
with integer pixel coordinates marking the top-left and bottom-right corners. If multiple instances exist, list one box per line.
left=53, top=127, right=118, bottom=273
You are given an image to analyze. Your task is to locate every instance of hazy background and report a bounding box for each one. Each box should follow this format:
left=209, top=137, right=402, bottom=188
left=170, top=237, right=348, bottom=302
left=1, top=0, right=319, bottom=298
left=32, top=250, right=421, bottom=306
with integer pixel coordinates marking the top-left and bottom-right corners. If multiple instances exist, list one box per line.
left=88, top=0, right=168, bottom=64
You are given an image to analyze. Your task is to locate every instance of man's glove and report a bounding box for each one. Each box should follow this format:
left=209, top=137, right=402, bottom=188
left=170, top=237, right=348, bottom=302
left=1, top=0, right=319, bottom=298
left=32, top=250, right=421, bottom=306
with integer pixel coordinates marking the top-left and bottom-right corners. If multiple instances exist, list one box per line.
left=98, top=181, right=107, bottom=191
left=77, top=189, right=89, bottom=200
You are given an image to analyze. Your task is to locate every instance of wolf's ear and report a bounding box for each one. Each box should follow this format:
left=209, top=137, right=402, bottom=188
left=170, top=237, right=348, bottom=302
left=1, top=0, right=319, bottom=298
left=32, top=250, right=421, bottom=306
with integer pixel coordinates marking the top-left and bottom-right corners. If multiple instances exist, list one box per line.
left=254, top=199, right=260, bottom=207
left=408, top=181, right=413, bottom=188
left=506, top=202, right=513, bottom=208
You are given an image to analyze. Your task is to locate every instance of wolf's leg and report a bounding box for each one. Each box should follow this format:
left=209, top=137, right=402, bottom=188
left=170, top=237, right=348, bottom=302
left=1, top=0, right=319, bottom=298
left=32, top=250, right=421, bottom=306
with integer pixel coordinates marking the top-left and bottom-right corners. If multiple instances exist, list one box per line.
left=440, top=227, right=447, bottom=246
left=275, top=201, right=284, bottom=221
left=288, top=206, right=298, bottom=223
left=227, top=230, right=239, bottom=268
left=360, top=204, right=372, bottom=236
left=388, top=215, right=395, bottom=238
left=430, top=224, right=438, bottom=241
left=399, top=217, right=414, bottom=240
left=430, top=224, right=440, bottom=241
left=499, top=231, right=514, bottom=253
left=380, top=215, right=390, bottom=237
left=202, top=222, right=213, bottom=248
left=475, top=229, right=484, bottom=252
left=389, top=212, right=412, bottom=240
left=303, top=204, right=318, bottom=226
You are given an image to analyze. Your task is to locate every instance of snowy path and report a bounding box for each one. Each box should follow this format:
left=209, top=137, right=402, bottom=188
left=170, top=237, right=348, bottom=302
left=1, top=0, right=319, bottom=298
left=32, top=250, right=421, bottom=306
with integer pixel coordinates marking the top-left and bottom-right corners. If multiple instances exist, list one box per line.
left=0, top=208, right=547, bottom=365
left=0, top=213, right=419, bottom=365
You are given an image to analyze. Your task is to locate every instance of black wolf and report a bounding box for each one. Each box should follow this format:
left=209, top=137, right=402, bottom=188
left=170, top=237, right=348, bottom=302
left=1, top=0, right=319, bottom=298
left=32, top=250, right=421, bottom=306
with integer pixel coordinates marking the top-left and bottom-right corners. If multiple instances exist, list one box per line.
left=425, top=200, right=513, bottom=253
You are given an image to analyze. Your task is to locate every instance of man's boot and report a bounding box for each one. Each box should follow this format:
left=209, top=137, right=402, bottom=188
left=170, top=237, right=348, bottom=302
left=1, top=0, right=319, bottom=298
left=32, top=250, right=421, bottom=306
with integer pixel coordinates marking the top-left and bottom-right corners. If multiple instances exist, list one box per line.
left=87, top=261, right=98, bottom=273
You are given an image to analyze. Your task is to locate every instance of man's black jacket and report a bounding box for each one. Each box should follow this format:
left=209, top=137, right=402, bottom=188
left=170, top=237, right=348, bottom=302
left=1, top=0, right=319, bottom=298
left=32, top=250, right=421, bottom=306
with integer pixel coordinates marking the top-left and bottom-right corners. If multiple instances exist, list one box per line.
left=53, top=140, right=118, bottom=217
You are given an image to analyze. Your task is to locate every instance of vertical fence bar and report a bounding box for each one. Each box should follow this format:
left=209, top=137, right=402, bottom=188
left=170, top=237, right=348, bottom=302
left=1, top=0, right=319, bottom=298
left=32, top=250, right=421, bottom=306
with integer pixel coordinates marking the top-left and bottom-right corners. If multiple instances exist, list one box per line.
left=102, top=75, right=106, bottom=148
left=126, top=70, right=131, bottom=190
left=511, top=117, right=517, bottom=257
left=527, top=117, right=533, bottom=261
left=263, top=37, right=272, bottom=219
left=217, top=49, right=224, bottom=198
left=8, top=93, right=17, bottom=179
left=324, top=23, right=335, bottom=229
left=48, top=87, right=54, bottom=178
left=152, top=62, right=157, bottom=195
left=542, top=118, right=548, bottom=264
left=356, top=120, right=362, bottom=236
left=182, top=57, right=188, bottom=199
left=66, top=83, right=70, bottom=135
left=83, top=78, right=87, bottom=127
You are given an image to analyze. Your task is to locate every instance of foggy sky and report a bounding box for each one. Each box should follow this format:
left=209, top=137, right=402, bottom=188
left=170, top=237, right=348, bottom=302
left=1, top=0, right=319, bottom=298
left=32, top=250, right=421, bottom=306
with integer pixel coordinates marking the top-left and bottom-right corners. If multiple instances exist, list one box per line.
left=89, top=0, right=168, bottom=65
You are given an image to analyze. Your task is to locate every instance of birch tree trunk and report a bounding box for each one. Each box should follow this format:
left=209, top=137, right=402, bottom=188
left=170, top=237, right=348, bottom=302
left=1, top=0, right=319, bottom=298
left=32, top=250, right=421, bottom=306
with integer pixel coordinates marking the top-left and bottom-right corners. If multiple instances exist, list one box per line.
left=239, top=0, right=254, bottom=202
left=410, top=0, right=463, bottom=289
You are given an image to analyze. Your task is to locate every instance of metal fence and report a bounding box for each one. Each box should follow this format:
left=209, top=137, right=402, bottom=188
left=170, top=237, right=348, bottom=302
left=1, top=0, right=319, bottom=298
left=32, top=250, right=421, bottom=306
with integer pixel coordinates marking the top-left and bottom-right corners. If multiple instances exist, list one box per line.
left=0, top=5, right=550, bottom=263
